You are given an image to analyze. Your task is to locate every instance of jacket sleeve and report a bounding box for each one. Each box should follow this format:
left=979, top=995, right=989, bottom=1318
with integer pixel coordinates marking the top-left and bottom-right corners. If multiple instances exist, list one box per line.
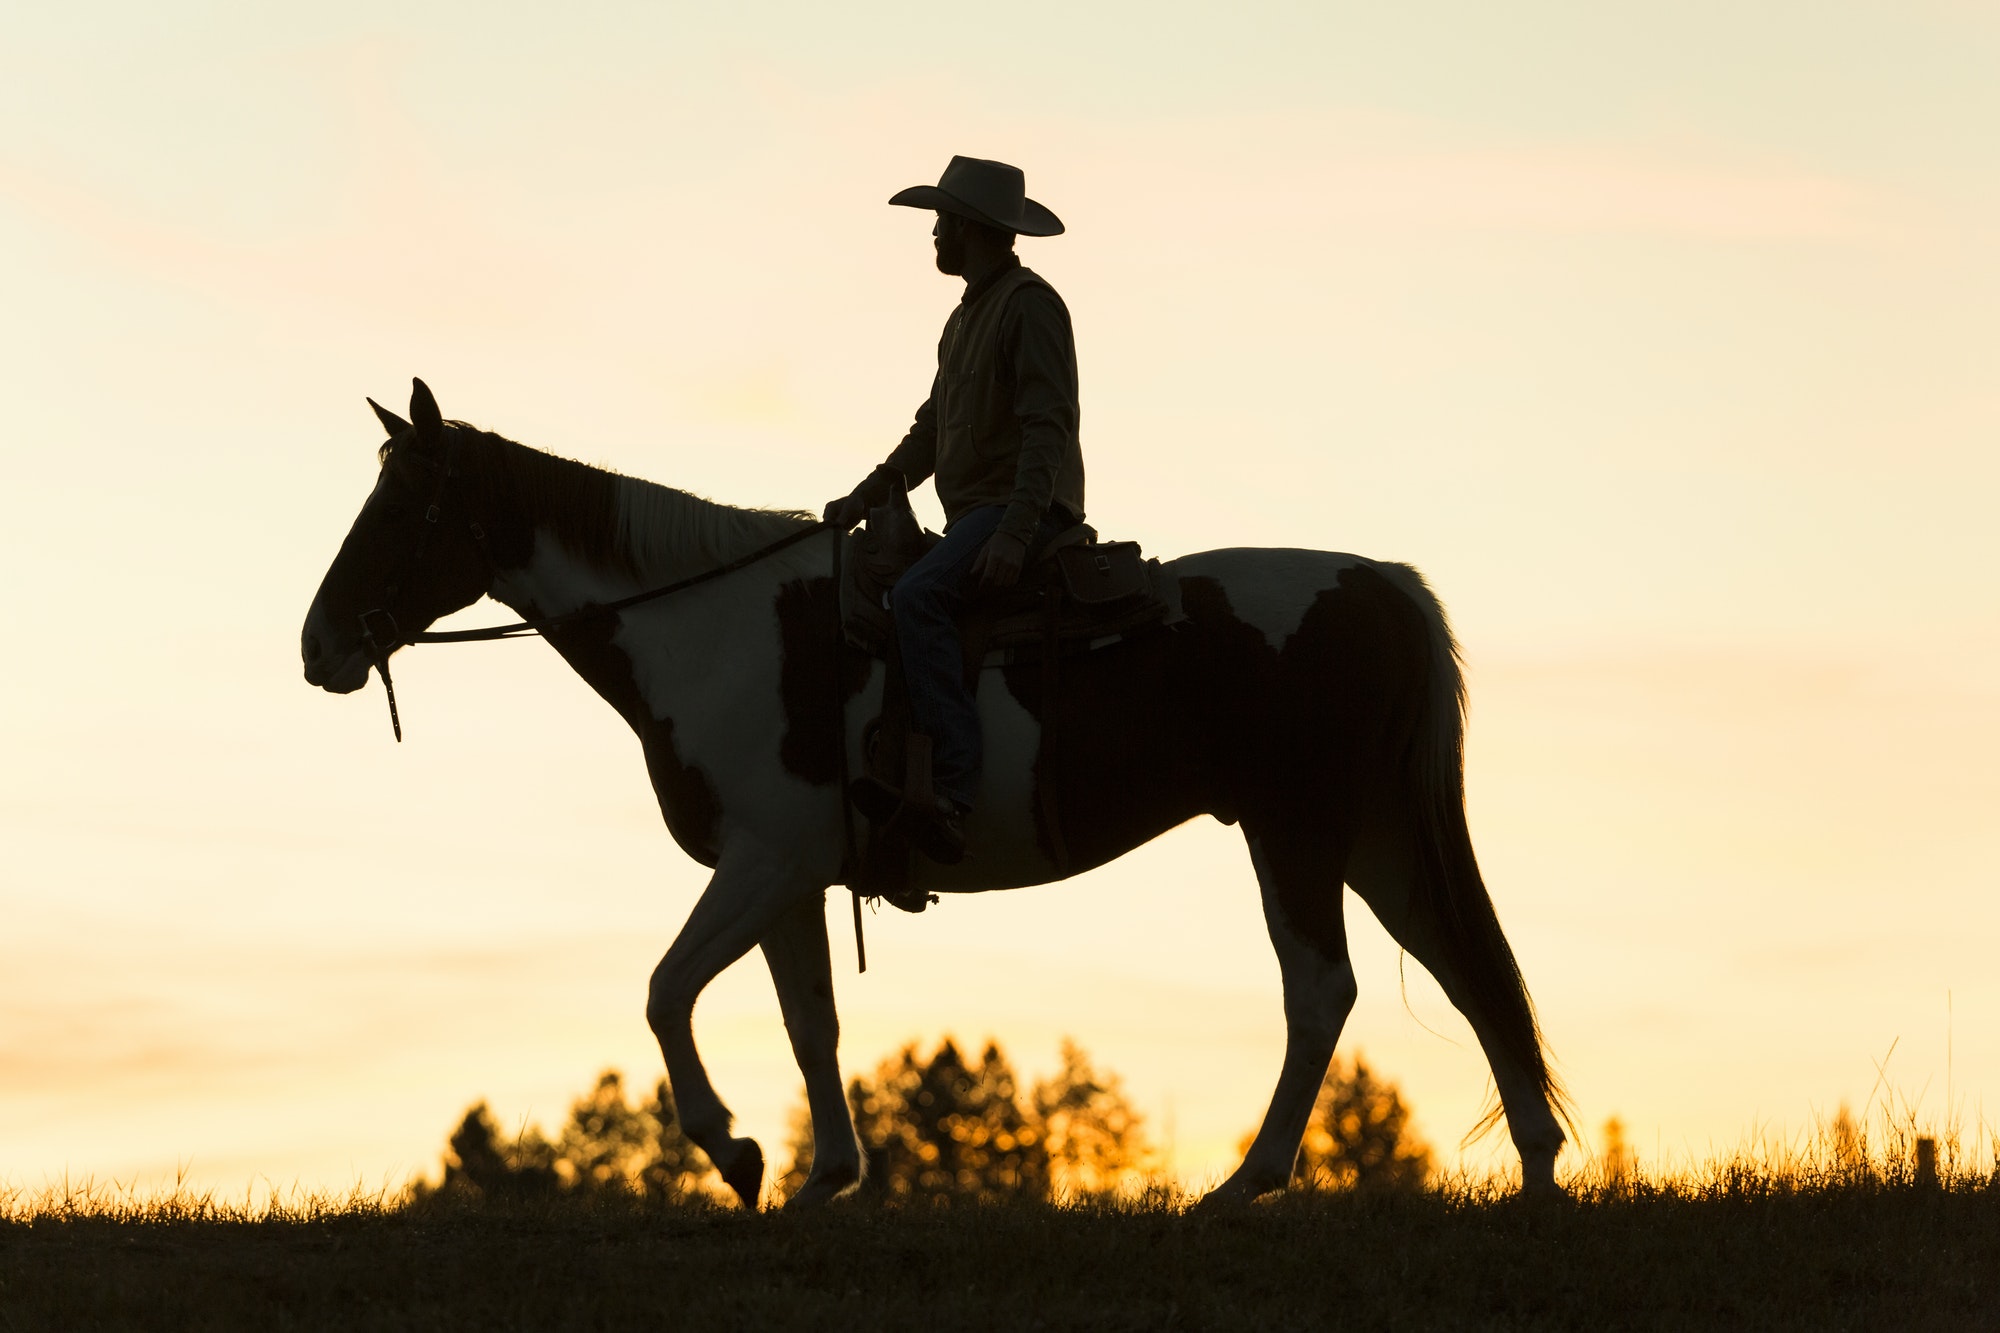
left=997, top=285, right=1080, bottom=545
left=883, top=367, right=942, bottom=490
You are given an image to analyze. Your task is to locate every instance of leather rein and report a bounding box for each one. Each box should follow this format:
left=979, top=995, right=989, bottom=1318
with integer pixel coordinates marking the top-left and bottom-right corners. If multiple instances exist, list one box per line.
left=355, top=436, right=830, bottom=741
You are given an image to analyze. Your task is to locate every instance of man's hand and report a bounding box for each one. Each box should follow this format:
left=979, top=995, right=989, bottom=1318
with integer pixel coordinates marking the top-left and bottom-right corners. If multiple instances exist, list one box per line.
left=969, top=530, right=1028, bottom=591
left=823, top=492, right=868, bottom=531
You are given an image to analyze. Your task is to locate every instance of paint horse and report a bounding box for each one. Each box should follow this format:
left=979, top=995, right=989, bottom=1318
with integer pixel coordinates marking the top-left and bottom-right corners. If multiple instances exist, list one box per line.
left=300, top=380, right=1570, bottom=1207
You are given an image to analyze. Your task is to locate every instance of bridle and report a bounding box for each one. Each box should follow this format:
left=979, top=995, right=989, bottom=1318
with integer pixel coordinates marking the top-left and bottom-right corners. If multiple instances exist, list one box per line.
left=354, top=428, right=830, bottom=742
left=356, top=430, right=481, bottom=741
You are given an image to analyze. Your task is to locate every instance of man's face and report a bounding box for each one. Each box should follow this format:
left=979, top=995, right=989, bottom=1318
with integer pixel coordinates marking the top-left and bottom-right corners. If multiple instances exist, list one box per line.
left=932, top=211, right=967, bottom=276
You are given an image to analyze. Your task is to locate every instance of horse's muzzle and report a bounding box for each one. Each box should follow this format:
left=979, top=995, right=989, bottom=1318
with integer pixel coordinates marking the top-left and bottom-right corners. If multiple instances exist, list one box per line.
left=301, top=618, right=371, bottom=693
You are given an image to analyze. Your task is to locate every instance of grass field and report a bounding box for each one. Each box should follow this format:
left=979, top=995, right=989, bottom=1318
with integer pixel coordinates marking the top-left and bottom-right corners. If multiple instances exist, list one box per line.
left=5, top=1156, right=1997, bottom=1332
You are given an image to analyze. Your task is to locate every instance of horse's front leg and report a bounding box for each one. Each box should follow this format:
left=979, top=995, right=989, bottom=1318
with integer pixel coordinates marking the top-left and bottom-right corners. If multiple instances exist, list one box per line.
left=646, top=845, right=821, bottom=1209
left=760, top=892, right=862, bottom=1207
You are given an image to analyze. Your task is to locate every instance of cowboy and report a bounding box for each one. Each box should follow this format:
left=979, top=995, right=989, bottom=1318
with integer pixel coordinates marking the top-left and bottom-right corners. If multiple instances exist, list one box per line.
left=824, top=156, right=1085, bottom=865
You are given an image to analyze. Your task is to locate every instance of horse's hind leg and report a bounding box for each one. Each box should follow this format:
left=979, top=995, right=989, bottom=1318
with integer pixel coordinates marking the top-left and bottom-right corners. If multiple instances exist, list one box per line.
left=1345, top=822, right=1565, bottom=1191
left=1205, top=821, right=1357, bottom=1205
left=760, top=893, right=862, bottom=1207
left=646, top=846, right=821, bottom=1209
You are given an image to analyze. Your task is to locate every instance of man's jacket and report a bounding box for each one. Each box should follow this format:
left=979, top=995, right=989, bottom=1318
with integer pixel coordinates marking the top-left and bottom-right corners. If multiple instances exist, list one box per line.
left=884, top=257, right=1085, bottom=545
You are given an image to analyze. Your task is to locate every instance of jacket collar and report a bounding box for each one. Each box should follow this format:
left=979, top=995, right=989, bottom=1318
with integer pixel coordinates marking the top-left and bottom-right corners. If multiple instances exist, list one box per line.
left=959, top=253, right=1021, bottom=306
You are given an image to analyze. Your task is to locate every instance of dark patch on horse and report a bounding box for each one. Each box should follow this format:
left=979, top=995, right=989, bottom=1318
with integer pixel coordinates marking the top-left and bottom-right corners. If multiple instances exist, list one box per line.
left=1276, top=565, right=1430, bottom=776
left=542, top=610, right=722, bottom=867
left=775, top=577, right=871, bottom=787
left=1172, top=575, right=1287, bottom=819
left=1000, top=565, right=1436, bottom=958
left=999, top=574, right=1275, bottom=873
left=640, top=718, right=724, bottom=868
left=1243, top=565, right=1433, bottom=957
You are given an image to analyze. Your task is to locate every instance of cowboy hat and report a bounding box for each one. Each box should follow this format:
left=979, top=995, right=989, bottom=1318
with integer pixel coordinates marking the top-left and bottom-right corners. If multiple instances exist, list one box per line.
left=888, top=155, right=1064, bottom=237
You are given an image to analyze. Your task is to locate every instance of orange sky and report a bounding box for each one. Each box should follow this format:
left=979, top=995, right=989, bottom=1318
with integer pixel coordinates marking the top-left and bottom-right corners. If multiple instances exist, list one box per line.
left=3, top=2, right=1997, bottom=1195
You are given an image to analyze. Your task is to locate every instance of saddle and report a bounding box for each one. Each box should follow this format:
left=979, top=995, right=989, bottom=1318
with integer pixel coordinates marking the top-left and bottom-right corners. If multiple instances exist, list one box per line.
left=838, top=485, right=1176, bottom=911
left=839, top=496, right=1169, bottom=667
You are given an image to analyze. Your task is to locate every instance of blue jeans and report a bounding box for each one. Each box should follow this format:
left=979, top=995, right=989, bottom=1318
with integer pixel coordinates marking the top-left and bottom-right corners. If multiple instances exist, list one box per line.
left=890, top=505, right=1061, bottom=809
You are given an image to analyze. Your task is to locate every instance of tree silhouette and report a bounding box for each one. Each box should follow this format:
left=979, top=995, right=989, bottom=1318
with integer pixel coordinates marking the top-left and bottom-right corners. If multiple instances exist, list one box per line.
left=431, top=1042, right=1159, bottom=1207
left=1031, top=1038, right=1156, bottom=1197
left=1243, top=1052, right=1432, bottom=1192
left=849, top=1038, right=1049, bottom=1203
left=780, top=1036, right=1155, bottom=1203
left=552, top=1070, right=713, bottom=1198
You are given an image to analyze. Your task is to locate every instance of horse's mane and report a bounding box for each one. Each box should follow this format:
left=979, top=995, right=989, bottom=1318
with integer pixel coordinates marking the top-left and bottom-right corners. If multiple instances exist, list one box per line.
left=390, top=424, right=815, bottom=579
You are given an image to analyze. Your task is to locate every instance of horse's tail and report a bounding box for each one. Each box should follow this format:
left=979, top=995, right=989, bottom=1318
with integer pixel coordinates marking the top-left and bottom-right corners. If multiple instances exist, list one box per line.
left=1374, top=561, right=1573, bottom=1144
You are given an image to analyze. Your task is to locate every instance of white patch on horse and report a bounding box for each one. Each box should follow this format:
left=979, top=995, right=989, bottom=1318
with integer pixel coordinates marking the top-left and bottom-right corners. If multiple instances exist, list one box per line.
left=493, top=507, right=840, bottom=872
left=623, top=572, right=834, bottom=854
left=1167, top=548, right=1365, bottom=649
left=490, top=531, right=642, bottom=615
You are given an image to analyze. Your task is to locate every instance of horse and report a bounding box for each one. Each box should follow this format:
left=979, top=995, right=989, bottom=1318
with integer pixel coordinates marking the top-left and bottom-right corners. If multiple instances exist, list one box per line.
left=300, top=379, right=1570, bottom=1207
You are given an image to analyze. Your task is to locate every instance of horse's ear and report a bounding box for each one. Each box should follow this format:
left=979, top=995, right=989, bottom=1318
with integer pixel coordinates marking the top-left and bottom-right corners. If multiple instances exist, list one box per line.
left=367, top=397, right=411, bottom=437
left=410, top=378, right=443, bottom=442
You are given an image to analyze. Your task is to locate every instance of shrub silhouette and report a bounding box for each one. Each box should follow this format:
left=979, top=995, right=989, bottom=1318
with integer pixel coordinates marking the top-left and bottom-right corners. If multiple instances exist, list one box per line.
left=420, top=1071, right=714, bottom=1201
left=1600, top=1115, right=1636, bottom=1196
left=428, top=1102, right=560, bottom=1201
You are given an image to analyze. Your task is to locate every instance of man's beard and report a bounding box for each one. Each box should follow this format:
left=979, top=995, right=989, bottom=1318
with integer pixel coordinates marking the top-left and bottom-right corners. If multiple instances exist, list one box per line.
left=934, top=234, right=967, bottom=275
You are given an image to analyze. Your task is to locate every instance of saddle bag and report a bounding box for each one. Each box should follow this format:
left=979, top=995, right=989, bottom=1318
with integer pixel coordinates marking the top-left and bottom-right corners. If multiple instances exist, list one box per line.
left=1055, top=540, right=1149, bottom=606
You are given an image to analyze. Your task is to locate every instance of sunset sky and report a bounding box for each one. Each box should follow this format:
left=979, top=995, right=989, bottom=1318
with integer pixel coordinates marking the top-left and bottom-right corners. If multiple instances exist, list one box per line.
left=4, top=1, right=1997, bottom=1196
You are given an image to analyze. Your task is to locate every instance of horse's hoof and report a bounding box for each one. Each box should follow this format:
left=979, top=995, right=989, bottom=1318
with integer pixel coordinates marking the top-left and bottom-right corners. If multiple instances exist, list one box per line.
left=721, top=1139, right=765, bottom=1209
left=1518, top=1154, right=1564, bottom=1199
left=782, top=1163, right=861, bottom=1210
left=1191, top=1176, right=1276, bottom=1214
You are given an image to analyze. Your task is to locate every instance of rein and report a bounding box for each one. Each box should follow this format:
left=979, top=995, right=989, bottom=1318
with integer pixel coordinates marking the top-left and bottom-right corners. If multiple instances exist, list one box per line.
left=407, top=520, right=830, bottom=644
left=359, top=519, right=830, bottom=741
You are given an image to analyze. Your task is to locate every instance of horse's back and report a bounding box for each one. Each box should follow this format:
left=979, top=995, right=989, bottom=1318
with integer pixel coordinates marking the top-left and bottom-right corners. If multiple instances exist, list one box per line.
left=1156, top=545, right=1439, bottom=764
left=1160, top=547, right=1386, bottom=652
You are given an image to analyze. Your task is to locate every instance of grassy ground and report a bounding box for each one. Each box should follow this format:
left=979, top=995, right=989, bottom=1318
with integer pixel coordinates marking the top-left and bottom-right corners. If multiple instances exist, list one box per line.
left=4, top=1171, right=1998, bottom=1332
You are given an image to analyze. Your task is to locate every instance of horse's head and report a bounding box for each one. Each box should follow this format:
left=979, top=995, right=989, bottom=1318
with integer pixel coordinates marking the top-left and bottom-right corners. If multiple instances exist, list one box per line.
left=300, top=379, right=497, bottom=693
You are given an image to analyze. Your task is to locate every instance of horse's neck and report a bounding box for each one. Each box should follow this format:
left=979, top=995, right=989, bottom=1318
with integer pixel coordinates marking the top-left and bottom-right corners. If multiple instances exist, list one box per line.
left=488, top=531, right=649, bottom=622
left=480, top=449, right=811, bottom=623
